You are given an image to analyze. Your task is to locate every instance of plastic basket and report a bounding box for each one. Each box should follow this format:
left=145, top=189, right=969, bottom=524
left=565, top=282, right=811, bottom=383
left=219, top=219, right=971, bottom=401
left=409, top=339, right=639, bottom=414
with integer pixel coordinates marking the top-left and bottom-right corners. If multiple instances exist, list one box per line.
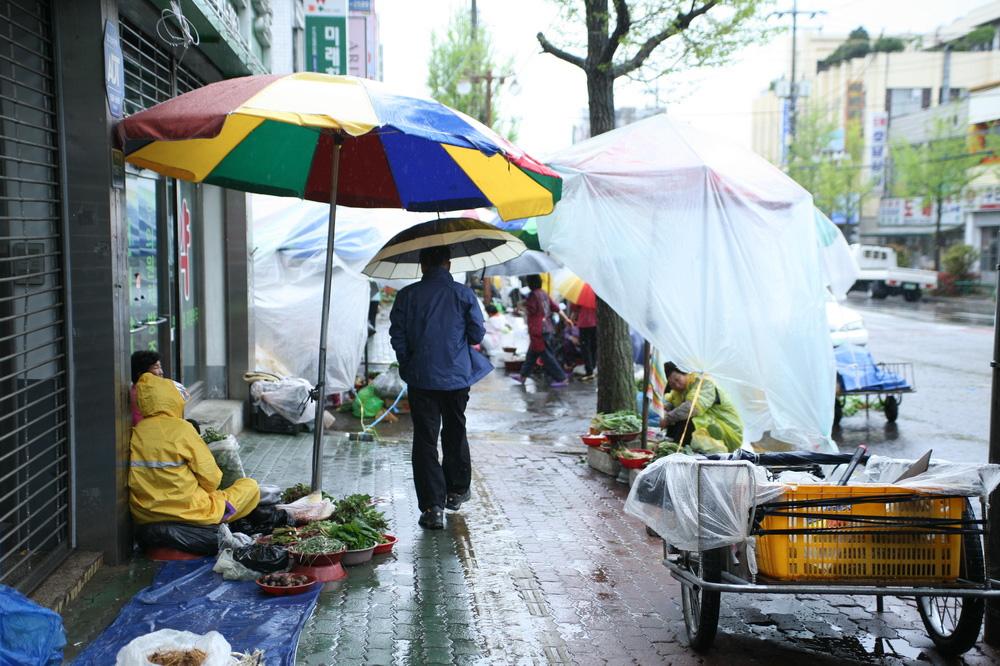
left=755, top=484, right=964, bottom=583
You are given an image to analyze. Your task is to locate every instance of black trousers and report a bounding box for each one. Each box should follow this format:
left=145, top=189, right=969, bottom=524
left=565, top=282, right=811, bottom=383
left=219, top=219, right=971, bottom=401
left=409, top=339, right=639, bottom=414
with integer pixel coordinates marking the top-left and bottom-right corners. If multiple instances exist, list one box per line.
left=579, top=326, right=597, bottom=375
left=408, top=387, right=471, bottom=512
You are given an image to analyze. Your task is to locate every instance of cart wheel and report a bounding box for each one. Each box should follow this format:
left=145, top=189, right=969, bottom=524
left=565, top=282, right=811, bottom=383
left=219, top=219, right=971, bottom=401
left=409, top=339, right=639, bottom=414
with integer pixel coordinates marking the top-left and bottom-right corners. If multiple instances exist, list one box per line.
left=917, top=504, right=985, bottom=656
left=884, top=396, right=899, bottom=423
left=681, top=548, right=722, bottom=652
left=833, top=399, right=843, bottom=428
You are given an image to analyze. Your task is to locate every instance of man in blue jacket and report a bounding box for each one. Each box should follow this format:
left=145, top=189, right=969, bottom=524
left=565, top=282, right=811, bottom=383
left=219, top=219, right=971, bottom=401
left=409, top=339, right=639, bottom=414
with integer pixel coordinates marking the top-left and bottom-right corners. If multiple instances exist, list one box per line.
left=389, top=245, right=492, bottom=529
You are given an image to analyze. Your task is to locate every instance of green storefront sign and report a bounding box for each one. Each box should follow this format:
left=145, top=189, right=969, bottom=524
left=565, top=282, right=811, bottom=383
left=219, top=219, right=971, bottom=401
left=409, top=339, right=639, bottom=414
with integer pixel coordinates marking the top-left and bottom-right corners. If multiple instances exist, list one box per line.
left=305, top=14, right=347, bottom=75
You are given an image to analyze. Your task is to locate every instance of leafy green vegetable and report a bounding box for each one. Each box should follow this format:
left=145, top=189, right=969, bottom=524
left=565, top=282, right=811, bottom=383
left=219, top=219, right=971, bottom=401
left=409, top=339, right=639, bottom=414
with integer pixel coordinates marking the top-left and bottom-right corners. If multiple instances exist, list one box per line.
left=593, top=411, right=642, bottom=434
left=321, top=519, right=381, bottom=550
left=270, top=526, right=301, bottom=546
left=332, top=494, right=389, bottom=532
left=280, top=483, right=335, bottom=504
left=292, top=535, right=345, bottom=555
left=201, top=427, right=227, bottom=444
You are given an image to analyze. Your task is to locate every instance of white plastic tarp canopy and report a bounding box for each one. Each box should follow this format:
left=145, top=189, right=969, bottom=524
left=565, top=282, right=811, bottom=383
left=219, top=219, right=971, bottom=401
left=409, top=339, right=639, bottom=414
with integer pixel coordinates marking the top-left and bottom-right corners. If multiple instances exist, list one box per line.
left=251, top=195, right=426, bottom=392
left=535, top=114, right=844, bottom=451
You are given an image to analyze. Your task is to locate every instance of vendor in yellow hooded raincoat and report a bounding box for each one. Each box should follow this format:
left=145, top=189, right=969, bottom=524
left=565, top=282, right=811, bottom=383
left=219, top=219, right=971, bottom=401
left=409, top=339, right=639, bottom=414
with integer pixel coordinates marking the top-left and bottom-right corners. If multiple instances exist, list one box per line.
left=129, top=373, right=259, bottom=525
left=661, top=361, right=743, bottom=453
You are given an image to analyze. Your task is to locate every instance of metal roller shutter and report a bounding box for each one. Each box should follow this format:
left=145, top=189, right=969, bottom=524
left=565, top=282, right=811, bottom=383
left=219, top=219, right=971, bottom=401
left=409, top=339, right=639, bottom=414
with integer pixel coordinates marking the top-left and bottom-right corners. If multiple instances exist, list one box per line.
left=0, top=0, right=69, bottom=592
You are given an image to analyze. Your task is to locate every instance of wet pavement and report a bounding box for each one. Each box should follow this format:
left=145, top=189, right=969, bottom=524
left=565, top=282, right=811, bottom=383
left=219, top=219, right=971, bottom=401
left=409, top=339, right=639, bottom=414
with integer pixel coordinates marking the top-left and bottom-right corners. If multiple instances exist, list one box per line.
left=835, top=294, right=993, bottom=463
left=59, top=302, right=1000, bottom=664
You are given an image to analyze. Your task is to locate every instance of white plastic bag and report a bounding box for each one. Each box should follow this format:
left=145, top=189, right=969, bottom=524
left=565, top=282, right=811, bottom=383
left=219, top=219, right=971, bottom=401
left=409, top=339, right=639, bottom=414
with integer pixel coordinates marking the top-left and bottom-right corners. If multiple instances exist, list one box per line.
left=213, top=549, right=261, bottom=582
left=115, top=629, right=232, bottom=666
left=251, top=377, right=316, bottom=424
left=371, top=366, right=405, bottom=399
left=207, top=435, right=246, bottom=489
left=275, top=491, right=334, bottom=524
left=217, top=524, right=253, bottom=551
left=258, top=484, right=282, bottom=506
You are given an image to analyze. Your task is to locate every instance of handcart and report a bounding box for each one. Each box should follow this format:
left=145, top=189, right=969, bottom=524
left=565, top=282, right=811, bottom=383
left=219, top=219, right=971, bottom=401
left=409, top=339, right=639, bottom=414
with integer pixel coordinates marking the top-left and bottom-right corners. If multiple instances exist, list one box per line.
left=653, top=455, right=1000, bottom=655
left=834, top=345, right=915, bottom=426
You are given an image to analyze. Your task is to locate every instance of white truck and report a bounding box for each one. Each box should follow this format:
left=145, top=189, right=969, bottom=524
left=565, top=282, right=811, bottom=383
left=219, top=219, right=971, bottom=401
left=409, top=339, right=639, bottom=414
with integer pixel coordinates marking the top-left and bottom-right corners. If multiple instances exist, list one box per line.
left=850, top=244, right=938, bottom=302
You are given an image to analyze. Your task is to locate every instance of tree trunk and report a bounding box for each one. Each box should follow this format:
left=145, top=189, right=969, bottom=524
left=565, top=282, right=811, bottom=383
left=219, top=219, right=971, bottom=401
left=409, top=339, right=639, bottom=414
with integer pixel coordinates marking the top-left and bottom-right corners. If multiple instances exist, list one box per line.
left=586, top=69, right=634, bottom=412
left=934, top=194, right=942, bottom=272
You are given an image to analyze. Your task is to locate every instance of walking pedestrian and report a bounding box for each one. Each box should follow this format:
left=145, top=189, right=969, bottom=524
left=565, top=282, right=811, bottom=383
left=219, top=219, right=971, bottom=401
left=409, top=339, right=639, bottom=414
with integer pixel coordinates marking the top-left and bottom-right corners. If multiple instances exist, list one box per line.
left=574, top=302, right=597, bottom=380
left=511, top=275, right=568, bottom=387
left=389, top=246, right=492, bottom=529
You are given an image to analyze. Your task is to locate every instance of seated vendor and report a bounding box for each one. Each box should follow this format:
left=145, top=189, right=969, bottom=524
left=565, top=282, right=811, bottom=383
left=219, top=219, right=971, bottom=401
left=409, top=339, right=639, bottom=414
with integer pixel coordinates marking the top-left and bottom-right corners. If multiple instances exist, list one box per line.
left=129, top=373, right=259, bottom=526
left=661, top=361, right=743, bottom=452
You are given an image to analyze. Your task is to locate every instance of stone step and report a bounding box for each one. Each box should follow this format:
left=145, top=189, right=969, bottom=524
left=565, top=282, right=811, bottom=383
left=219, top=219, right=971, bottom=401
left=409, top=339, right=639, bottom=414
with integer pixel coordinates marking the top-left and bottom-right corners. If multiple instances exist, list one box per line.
left=30, top=550, right=103, bottom=614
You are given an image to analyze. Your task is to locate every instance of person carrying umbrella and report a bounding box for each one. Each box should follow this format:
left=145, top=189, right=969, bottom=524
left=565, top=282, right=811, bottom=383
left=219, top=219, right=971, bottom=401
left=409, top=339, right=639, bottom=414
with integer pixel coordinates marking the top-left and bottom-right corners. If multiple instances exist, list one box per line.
left=389, top=246, right=492, bottom=529
left=512, top=275, right=569, bottom=387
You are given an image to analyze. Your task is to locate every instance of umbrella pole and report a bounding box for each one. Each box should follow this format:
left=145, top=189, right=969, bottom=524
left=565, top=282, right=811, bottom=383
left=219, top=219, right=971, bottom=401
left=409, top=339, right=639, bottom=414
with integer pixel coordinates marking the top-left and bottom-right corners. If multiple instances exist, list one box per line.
left=640, top=340, right=652, bottom=449
left=311, top=135, right=344, bottom=492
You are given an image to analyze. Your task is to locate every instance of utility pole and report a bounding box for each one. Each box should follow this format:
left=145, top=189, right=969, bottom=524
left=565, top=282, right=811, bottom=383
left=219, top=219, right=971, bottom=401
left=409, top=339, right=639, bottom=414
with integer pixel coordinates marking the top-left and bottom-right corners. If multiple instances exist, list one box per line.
left=773, top=2, right=825, bottom=141
left=987, top=265, right=1000, bottom=644
left=471, top=0, right=477, bottom=34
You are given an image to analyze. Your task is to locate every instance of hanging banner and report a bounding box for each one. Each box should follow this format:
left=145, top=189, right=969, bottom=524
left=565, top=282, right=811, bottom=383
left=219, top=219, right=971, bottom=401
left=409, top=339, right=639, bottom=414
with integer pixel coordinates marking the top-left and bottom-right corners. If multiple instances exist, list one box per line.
left=305, top=0, right=348, bottom=75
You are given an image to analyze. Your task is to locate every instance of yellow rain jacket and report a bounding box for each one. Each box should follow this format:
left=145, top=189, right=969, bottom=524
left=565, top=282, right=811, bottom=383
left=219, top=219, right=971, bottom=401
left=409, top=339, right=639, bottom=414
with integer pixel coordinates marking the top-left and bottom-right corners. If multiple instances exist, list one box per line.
left=664, top=373, right=744, bottom=452
left=129, top=374, right=258, bottom=525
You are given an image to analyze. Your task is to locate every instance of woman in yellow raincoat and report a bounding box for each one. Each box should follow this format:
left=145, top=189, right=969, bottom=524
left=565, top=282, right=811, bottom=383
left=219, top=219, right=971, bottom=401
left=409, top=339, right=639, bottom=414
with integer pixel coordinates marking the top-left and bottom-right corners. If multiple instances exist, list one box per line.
left=661, top=362, right=743, bottom=452
left=129, top=373, right=259, bottom=525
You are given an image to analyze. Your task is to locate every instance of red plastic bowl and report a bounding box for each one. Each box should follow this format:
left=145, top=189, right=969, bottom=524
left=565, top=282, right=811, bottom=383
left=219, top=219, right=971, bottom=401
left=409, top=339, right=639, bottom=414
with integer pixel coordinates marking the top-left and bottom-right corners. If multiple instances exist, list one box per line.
left=605, top=431, right=642, bottom=445
left=617, top=449, right=654, bottom=469
left=581, top=434, right=607, bottom=447
left=373, top=534, right=398, bottom=555
left=256, top=573, right=317, bottom=596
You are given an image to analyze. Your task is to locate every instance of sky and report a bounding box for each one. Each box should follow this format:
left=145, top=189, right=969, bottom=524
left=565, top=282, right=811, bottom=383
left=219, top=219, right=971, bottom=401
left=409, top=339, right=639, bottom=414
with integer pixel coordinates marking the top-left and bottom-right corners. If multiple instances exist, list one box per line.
left=375, top=0, right=992, bottom=158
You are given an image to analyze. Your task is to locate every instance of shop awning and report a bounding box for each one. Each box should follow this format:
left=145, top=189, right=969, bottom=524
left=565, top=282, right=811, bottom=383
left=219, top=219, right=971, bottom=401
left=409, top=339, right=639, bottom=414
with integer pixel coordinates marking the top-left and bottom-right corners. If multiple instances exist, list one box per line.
left=861, top=225, right=963, bottom=237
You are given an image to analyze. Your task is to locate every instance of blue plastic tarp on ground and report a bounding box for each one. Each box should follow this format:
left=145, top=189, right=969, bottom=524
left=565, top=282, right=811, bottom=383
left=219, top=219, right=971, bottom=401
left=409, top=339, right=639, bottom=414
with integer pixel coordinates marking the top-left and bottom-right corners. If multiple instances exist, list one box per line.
left=0, top=584, right=65, bottom=665
left=72, top=560, right=319, bottom=666
left=835, top=344, right=910, bottom=392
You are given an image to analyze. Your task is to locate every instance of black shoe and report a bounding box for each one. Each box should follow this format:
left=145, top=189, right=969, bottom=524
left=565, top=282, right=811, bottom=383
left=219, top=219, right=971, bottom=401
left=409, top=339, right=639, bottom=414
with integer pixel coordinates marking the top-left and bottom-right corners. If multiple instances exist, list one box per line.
left=445, top=489, right=471, bottom=511
left=418, top=507, right=444, bottom=529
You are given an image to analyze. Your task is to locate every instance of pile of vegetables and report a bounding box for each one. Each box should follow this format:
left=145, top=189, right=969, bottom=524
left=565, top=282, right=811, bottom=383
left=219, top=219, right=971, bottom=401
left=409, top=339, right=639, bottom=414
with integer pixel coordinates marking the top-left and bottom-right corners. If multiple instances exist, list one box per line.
left=201, top=427, right=227, bottom=444
left=273, top=488, right=391, bottom=552
left=281, top=483, right=335, bottom=504
left=591, top=411, right=642, bottom=434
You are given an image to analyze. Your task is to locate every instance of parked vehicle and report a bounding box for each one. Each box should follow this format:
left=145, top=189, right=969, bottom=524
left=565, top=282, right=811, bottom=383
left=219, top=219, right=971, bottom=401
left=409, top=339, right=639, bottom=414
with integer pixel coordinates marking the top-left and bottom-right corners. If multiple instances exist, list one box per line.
left=825, top=292, right=868, bottom=347
left=849, top=244, right=937, bottom=302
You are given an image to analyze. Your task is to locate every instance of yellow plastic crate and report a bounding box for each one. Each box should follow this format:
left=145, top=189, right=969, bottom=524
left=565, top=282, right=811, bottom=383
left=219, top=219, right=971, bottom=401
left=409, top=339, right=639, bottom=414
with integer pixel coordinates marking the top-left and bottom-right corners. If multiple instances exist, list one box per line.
left=756, top=484, right=965, bottom=582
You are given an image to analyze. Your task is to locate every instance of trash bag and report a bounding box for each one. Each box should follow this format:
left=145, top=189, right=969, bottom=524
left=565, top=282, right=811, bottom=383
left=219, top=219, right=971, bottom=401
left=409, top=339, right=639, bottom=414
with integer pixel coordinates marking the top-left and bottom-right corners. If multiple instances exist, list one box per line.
left=232, top=543, right=289, bottom=574
left=351, top=385, right=384, bottom=419
left=275, top=492, right=334, bottom=524
left=0, top=585, right=65, bottom=666
left=115, top=629, right=231, bottom=666
left=217, top=523, right=254, bottom=551
left=212, top=549, right=261, bottom=581
left=228, top=504, right=291, bottom=537
left=250, top=377, right=316, bottom=424
left=371, top=367, right=405, bottom=399
left=206, top=434, right=246, bottom=489
left=134, top=522, right=219, bottom=556
left=258, top=484, right=283, bottom=506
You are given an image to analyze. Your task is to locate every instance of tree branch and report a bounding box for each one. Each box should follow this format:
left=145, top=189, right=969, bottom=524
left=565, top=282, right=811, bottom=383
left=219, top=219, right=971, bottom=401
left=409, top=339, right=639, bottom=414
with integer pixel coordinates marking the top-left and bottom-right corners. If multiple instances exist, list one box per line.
left=600, top=0, right=631, bottom=64
left=612, top=0, right=718, bottom=79
left=537, top=31, right=586, bottom=69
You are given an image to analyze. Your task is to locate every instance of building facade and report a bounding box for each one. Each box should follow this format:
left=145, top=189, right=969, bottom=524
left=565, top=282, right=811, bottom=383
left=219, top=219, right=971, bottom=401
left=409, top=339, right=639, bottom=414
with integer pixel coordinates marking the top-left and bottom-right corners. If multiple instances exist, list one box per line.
left=751, top=5, right=1000, bottom=245
left=0, top=0, right=270, bottom=592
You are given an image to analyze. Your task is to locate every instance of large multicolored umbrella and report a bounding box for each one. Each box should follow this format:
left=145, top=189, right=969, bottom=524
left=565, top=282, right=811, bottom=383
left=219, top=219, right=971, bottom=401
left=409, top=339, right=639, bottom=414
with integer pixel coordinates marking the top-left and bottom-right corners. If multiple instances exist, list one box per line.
left=120, top=73, right=561, bottom=220
left=119, top=73, right=562, bottom=489
left=363, top=218, right=526, bottom=280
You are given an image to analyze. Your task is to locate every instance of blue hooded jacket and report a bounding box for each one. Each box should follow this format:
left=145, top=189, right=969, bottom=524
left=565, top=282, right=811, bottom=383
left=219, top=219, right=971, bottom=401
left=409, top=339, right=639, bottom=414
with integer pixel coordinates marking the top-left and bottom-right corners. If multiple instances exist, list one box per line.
left=389, top=267, right=492, bottom=391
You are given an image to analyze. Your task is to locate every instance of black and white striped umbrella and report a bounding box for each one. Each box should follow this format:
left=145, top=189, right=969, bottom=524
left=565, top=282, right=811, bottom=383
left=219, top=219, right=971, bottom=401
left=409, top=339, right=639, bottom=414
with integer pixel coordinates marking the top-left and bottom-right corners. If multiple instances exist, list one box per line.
left=362, top=217, right=526, bottom=280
